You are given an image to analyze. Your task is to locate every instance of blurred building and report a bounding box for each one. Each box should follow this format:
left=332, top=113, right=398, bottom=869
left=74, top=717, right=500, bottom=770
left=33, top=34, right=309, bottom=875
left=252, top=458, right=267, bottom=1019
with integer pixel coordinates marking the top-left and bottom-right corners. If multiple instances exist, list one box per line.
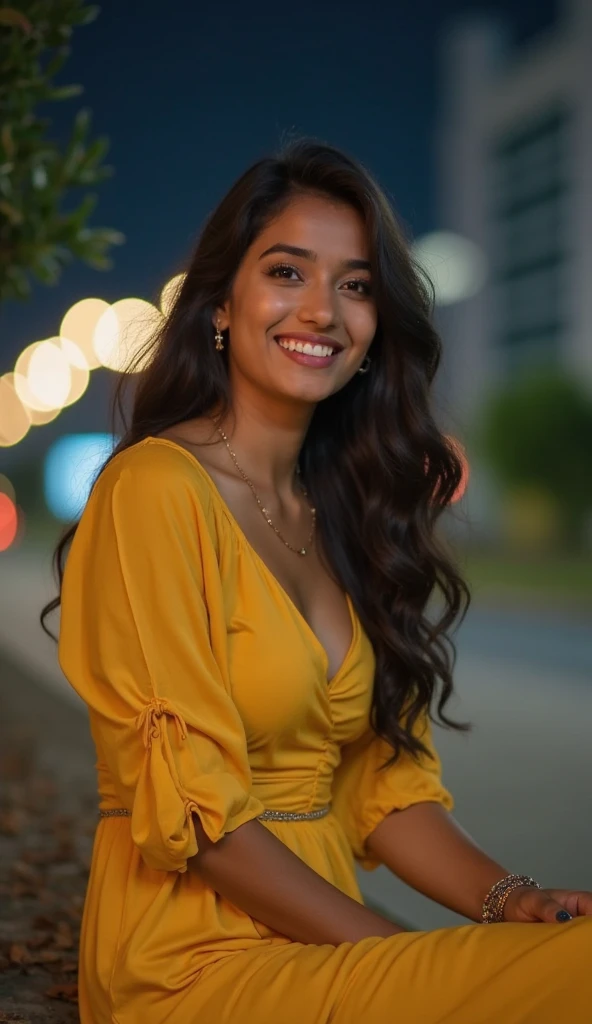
left=437, top=0, right=592, bottom=427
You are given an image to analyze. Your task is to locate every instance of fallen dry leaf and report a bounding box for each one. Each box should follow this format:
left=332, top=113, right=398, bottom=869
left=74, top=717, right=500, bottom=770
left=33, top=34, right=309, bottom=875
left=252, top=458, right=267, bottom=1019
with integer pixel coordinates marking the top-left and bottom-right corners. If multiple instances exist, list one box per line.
left=10, top=881, right=39, bottom=899
left=0, top=810, right=25, bottom=836
left=45, top=981, right=78, bottom=1003
left=8, top=943, right=30, bottom=966
left=25, top=931, right=51, bottom=950
left=54, top=920, right=74, bottom=949
left=11, top=861, right=42, bottom=885
left=32, top=949, right=62, bottom=964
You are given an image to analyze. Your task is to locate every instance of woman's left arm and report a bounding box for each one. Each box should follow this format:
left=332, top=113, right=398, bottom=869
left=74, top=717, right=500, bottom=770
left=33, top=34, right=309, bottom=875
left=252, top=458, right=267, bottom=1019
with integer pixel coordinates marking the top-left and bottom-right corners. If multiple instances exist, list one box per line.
left=366, top=801, right=592, bottom=923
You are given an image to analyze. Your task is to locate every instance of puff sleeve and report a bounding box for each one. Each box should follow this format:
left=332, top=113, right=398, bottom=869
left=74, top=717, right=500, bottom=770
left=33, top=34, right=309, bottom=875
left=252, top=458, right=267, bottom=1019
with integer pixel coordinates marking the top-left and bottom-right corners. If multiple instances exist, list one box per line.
left=58, top=442, right=266, bottom=873
left=332, top=711, right=454, bottom=871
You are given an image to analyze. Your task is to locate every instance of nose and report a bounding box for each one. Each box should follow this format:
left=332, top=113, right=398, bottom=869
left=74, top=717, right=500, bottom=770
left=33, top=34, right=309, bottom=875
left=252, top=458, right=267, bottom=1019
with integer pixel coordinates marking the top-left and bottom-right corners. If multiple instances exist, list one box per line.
left=296, top=276, right=339, bottom=328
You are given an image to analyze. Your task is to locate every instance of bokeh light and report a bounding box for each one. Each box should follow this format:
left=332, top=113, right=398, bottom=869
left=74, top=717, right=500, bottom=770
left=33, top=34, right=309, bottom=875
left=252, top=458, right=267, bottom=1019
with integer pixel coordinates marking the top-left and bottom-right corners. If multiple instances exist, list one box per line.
left=44, top=433, right=119, bottom=521
left=60, top=298, right=110, bottom=370
left=412, top=231, right=488, bottom=306
left=14, top=343, right=59, bottom=412
left=159, top=273, right=186, bottom=316
left=27, top=339, right=72, bottom=409
left=93, top=298, right=163, bottom=373
left=0, top=373, right=31, bottom=446
left=0, top=492, right=18, bottom=551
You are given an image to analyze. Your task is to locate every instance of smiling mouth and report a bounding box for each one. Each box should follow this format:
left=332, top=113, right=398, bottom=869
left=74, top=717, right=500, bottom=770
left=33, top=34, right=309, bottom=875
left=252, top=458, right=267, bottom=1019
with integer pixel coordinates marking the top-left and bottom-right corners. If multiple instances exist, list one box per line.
left=273, top=337, right=342, bottom=357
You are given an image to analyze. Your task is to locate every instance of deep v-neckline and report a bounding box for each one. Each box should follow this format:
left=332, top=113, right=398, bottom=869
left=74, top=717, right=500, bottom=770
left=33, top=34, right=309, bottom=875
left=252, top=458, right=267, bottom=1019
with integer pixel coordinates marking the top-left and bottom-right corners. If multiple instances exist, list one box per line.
left=147, top=437, right=358, bottom=687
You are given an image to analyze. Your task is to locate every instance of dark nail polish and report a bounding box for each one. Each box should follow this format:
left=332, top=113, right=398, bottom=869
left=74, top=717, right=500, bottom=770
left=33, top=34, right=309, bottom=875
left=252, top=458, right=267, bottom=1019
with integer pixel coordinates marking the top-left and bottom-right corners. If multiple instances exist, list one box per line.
left=556, top=910, right=572, bottom=922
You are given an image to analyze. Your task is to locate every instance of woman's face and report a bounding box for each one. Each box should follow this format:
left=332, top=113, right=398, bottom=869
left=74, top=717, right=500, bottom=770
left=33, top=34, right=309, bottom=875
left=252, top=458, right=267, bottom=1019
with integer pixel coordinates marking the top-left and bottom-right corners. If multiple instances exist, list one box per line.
left=214, top=193, right=377, bottom=408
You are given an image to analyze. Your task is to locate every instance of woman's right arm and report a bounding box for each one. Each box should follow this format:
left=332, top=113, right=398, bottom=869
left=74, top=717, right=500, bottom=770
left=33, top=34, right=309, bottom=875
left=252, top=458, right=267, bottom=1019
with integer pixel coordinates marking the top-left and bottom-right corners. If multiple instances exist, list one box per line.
left=191, top=814, right=405, bottom=944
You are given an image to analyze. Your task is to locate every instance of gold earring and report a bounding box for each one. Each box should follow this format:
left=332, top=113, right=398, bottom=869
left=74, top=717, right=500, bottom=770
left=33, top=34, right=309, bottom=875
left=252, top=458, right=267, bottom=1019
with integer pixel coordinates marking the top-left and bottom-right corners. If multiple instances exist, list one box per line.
left=215, top=320, right=224, bottom=351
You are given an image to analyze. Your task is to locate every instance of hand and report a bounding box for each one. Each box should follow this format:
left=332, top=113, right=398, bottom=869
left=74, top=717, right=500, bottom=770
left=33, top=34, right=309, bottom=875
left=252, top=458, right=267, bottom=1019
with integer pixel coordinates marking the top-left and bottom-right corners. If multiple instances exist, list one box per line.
left=503, top=886, right=592, bottom=923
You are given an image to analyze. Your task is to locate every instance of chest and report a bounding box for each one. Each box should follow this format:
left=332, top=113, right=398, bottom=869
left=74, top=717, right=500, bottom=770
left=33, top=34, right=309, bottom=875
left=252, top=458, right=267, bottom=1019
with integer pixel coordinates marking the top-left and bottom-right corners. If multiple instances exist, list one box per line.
left=218, top=478, right=353, bottom=683
left=155, top=429, right=354, bottom=683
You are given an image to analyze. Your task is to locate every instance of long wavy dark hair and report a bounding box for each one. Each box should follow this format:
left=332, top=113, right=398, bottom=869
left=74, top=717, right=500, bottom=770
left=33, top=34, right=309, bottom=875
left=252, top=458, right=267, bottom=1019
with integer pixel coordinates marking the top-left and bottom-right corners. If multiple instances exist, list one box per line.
left=41, top=135, right=471, bottom=769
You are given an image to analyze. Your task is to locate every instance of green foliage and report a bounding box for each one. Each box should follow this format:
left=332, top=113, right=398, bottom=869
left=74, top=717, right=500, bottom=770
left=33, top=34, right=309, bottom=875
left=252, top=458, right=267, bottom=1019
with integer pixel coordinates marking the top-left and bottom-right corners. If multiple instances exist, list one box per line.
left=478, top=366, right=592, bottom=543
left=0, top=1, right=125, bottom=301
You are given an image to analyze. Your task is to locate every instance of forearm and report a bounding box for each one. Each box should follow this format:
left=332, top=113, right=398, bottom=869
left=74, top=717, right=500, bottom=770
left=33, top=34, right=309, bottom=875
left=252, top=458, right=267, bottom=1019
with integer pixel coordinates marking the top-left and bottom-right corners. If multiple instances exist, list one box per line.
left=190, top=814, right=405, bottom=945
left=366, top=802, right=510, bottom=922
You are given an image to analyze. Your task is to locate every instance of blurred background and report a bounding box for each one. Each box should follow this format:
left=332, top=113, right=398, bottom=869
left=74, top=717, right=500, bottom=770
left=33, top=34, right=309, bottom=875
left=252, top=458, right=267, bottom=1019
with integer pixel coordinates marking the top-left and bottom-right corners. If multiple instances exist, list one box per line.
left=0, top=0, right=591, bottom=948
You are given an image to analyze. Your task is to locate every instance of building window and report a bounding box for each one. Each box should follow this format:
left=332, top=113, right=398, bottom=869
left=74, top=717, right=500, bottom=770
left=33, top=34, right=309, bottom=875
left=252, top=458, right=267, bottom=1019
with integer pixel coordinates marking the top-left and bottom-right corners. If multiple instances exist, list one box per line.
left=491, top=105, right=570, bottom=369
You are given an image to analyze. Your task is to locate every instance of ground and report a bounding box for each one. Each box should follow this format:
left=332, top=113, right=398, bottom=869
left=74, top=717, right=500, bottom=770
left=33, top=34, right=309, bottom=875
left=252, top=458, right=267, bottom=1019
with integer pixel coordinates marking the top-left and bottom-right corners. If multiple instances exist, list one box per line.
left=0, top=651, right=95, bottom=1023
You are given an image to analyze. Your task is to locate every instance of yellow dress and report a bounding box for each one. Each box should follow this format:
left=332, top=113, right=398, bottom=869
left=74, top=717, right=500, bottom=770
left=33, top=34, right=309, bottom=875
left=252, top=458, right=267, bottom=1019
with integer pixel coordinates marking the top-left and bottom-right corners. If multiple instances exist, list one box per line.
left=58, top=437, right=590, bottom=1024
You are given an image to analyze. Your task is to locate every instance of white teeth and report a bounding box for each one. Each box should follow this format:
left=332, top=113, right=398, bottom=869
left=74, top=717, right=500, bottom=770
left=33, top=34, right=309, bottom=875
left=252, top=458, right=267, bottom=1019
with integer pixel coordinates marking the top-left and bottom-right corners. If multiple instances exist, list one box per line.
left=277, top=337, right=337, bottom=358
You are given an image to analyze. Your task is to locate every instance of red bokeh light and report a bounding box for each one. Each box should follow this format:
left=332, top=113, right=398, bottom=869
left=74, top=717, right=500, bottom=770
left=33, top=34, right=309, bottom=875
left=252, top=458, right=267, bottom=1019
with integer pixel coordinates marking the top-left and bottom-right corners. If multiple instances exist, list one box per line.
left=0, top=492, right=18, bottom=551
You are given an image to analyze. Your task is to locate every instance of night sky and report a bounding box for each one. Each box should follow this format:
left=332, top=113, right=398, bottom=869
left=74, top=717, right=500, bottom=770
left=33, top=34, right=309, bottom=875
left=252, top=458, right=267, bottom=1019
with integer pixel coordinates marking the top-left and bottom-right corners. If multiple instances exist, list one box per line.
left=1, top=0, right=557, bottom=465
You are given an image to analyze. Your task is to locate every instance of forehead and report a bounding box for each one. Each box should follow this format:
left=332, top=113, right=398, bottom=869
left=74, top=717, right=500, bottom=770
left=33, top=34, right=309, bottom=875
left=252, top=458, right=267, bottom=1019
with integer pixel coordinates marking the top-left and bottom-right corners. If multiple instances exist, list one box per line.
left=253, top=193, right=369, bottom=259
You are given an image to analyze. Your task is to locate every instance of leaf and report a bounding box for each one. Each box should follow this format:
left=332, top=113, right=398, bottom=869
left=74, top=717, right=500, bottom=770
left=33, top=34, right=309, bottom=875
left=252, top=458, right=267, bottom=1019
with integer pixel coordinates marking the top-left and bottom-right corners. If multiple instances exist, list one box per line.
left=47, top=83, right=84, bottom=101
left=31, top=164, right=48, bottom=189
left=0, top=199, right=22, bottom=224
left=32, top=949, right=61, bottom=964
left=75, top=5, right=100, bottom=26
left=45, top=47, right=70, bottom=79
left=26, top=931, right=52, bottom=949
left=0, top=809, right=24, bottom=835
left=0, top=9, right=32, bottom=32
left=11, top=860, right=42, bottom=885
left=1, top=124, right=14, bottom=158
left=45, top=982, right=78, bottom=1003
left=8, top=943, right=30, bottom=966
left=54, top=920, right=74, bottom=949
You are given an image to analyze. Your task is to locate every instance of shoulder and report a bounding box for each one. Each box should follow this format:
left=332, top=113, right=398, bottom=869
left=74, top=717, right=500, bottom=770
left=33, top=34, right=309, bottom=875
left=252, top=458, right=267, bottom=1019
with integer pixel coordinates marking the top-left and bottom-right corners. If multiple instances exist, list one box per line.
left=91, top=437, right=214, bottom=519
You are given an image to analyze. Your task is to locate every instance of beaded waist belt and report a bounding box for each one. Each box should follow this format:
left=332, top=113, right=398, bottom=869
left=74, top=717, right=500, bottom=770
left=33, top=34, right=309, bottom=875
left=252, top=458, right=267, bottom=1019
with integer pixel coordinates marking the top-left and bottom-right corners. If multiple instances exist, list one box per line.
left=98, top=804, right=332, bottom=822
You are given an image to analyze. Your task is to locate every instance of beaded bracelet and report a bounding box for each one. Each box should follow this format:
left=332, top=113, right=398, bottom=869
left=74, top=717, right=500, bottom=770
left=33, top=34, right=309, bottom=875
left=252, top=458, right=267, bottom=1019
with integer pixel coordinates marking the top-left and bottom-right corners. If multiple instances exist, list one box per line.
left=481, top=873, right=541, bottom=923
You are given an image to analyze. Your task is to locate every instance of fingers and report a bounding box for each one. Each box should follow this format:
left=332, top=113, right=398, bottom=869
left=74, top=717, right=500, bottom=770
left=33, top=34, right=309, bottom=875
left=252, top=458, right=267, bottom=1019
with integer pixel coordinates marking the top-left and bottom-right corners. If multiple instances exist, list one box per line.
left=535, top=892, right=573, bottom=924
left=547, top=889, right=592, bottom=917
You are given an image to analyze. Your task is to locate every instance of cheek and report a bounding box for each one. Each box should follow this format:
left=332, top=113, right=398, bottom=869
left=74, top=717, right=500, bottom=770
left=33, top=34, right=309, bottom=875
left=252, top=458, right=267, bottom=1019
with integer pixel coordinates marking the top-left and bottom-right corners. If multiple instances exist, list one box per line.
left=236, top=282, right=295, bottom=324
left=345, top=303, right=377, bottom=344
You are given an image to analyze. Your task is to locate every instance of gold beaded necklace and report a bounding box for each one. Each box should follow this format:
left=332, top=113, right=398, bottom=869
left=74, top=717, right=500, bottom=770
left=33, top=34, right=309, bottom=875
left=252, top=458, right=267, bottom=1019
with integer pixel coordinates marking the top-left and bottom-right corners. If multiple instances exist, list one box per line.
left=215, top=426, right=316, bottom=556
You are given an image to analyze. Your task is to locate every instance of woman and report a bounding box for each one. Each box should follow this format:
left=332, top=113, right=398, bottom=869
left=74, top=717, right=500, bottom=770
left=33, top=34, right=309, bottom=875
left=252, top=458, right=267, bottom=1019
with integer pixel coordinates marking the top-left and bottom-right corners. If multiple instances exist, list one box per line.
left=42, top=138, right=590, bottom=1023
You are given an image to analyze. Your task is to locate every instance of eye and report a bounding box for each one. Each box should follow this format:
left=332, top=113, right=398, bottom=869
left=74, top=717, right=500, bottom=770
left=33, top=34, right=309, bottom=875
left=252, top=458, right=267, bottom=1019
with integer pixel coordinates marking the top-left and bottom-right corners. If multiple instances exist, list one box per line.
left=343, top=279, right=373, bottom=296
left=265, top=262, right=302, bottom=281
left=265, top=262, right=372, bottom=296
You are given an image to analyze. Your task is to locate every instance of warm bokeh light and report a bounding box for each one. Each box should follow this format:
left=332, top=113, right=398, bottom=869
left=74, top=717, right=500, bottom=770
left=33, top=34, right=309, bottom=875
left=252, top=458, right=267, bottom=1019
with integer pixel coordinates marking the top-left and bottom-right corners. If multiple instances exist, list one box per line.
left=13, top=377, right=62, bottom=425
left=93, top=298, right=163, bottom=373
left=412, top=231, right=488, bottom=306
left=159, top=273, right=186, bottom=316
left=0, top=492, right=18, bottom=551
left=60, top=298, right=110, bottom=370
left=0, top=373, right=31, bottom=446
left=51, top=336, right=91, bottom=407
left=27, top=339, right=72, bottom=409
left=14, top=343, right=59, bottom=412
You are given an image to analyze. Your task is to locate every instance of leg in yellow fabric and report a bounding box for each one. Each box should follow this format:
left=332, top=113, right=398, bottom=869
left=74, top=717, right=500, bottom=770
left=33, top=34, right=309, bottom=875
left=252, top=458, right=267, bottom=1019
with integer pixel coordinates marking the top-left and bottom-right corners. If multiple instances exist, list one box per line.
left=190, top=916, right=590, bottom=1024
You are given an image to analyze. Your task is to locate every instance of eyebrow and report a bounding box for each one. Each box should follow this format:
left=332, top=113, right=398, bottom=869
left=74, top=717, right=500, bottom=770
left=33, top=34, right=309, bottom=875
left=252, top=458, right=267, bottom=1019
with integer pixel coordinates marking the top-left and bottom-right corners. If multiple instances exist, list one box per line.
left=258, top=243, right=371, bottom=273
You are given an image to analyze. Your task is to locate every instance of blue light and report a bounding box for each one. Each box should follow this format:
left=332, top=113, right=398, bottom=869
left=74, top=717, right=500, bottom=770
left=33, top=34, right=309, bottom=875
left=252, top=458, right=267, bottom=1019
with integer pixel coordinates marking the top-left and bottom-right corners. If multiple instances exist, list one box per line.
left=44, top=433, right=120, bottom=521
